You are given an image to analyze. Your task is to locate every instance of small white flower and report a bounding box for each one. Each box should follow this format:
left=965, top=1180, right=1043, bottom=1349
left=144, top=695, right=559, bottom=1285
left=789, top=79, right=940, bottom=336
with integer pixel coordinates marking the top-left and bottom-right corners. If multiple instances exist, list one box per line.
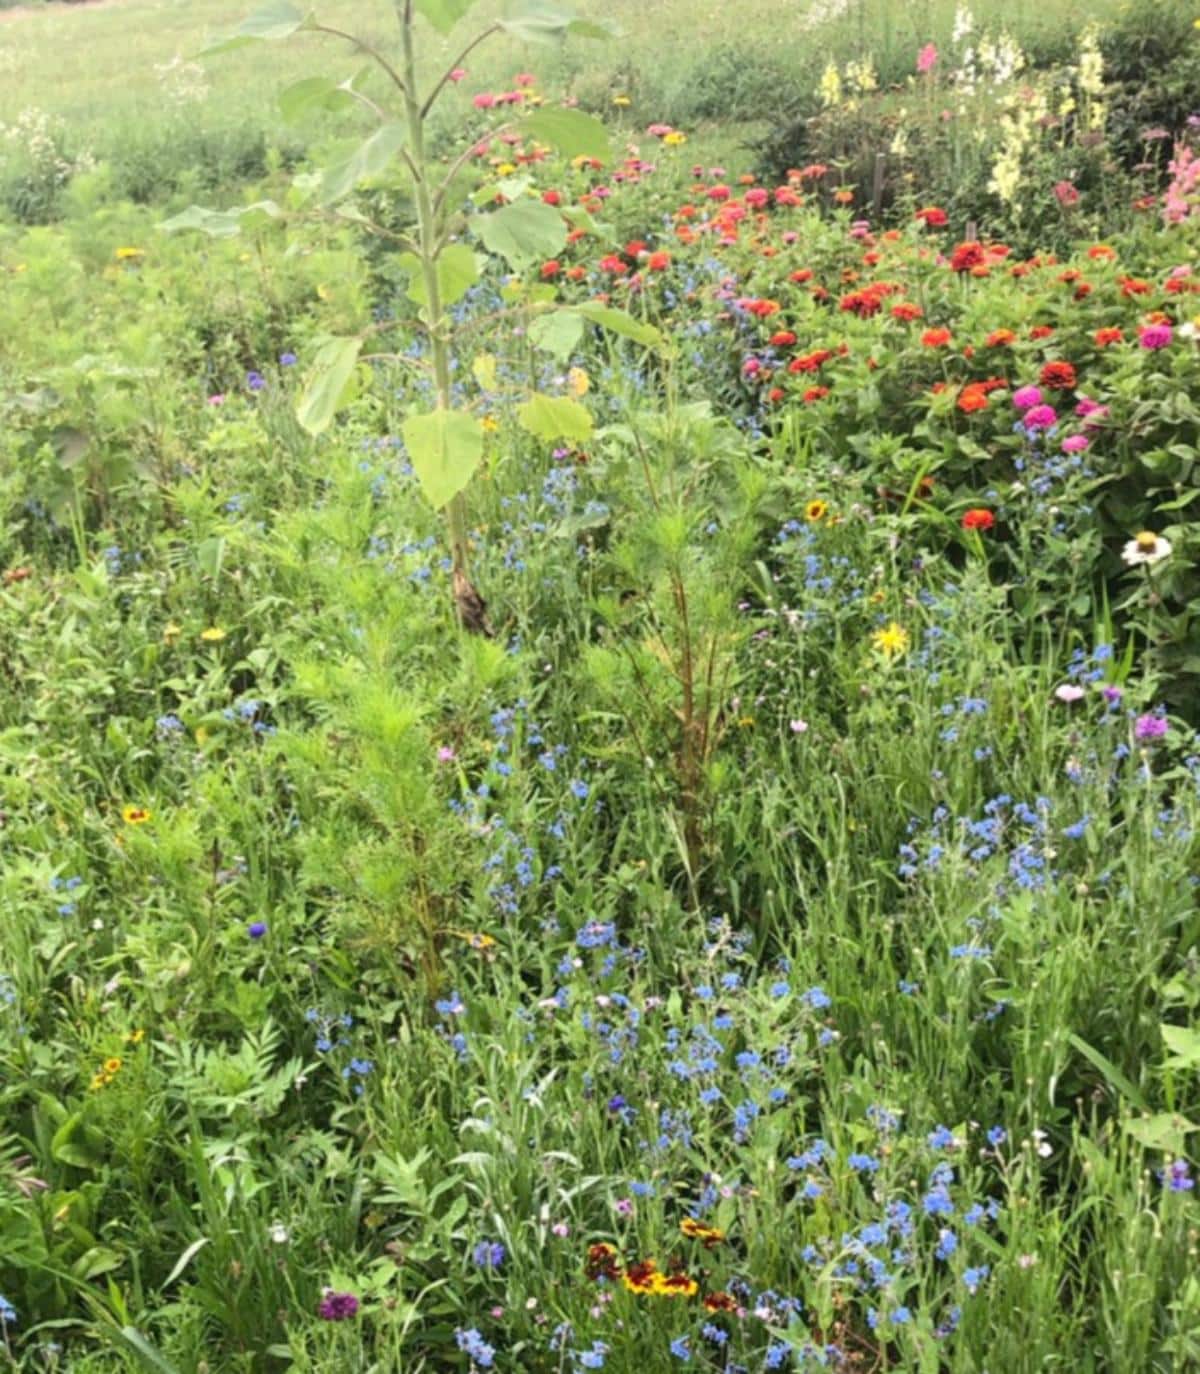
left=1122, top=531, right=1172, bottom=567
left=1054, top=683, right=1085, bottom=703
left=789, top=719, right=809, bottom=734
left=268, top=1223, right=290, bottom=1245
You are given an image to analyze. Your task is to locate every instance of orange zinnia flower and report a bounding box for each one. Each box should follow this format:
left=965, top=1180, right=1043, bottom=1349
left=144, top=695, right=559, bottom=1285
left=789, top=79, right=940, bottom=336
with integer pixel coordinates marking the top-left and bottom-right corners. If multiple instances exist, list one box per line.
left=921, top=327, right=952, bottom=347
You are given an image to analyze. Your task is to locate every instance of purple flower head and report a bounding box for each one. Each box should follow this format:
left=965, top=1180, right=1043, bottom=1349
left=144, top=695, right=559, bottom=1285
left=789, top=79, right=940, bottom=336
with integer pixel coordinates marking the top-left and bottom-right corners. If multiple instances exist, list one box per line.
left=1162, top=1159, right=1194, bottom=1192
left=279, top=351, right=298, bottom=366
left=472, top=1240, right=506, bottom=1269
left=247, top=921, right=267, bottom=940
left=318, top=1291, right=359, bottom=1321
left=246, top=371, right=266, bottom=392
left=1012, top=385, right=1043, bottom=411
left=1134, top=713, right=1168, bottom=742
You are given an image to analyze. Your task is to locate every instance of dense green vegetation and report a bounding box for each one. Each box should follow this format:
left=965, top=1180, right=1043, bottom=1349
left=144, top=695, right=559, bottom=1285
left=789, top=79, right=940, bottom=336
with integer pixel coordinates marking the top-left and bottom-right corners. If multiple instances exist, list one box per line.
left=1, top=0, right=1199, bottom=1370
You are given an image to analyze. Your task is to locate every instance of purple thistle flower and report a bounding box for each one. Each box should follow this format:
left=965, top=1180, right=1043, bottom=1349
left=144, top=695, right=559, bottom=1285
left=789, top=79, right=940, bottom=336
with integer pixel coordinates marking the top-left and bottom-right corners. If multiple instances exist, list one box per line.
left=317, top=1291, right=359, bottom=1321
left=1134, top=714, right=1168, bottom=742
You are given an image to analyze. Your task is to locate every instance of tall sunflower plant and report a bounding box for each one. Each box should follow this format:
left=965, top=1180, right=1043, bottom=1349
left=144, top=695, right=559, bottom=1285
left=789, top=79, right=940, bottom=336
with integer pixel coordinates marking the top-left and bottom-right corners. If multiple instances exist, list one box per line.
left=165, top=0, right=662, bottom=629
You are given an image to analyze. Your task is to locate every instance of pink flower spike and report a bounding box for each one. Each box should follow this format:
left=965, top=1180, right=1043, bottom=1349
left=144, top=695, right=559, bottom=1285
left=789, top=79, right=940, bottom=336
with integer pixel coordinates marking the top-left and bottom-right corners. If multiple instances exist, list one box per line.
left=917, top=42, right=938, bottom=73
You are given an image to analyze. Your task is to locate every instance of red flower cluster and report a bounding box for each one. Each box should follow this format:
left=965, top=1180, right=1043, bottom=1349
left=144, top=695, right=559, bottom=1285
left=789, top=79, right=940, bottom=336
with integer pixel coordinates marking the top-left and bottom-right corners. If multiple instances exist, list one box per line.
left=961, top=508, right=996, bottom=531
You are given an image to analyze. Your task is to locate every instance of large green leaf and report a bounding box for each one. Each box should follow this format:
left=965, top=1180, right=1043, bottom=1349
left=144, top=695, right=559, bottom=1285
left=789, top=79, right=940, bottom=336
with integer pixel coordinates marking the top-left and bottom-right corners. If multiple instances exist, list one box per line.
left=159, top=201, right=281, bottom=238
left=279, top=75, right=357, bottom=123
left=397, top=244, right=481, bottom=310
left=296, top=337, right=363, bottom=435
left=319, top=123, right=408, bottom=206
left=518, top=392, right=592, bottom=443
left=498, top=5, right=613, bottom=42
left=528, top=310, right=585, bottom=361
left=1163, top=1023, right=1200, bottom=1070
left=403, top=409, right=485, bottom=510
left=414, top=0, right=479, bottom=33
left=202, top=1, right=311, bottom=54
left=476, top=198, right=566, bottom=271
left=1123, top=1112, right=1198, bottom=1155
left=522, top=107, right=610, bottom=162
left=573, top=301, right=662, bottom=348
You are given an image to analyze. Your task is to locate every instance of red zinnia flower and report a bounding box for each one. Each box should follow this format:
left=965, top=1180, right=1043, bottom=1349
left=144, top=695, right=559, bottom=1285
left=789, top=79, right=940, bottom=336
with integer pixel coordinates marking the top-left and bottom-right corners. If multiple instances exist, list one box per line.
left=646, top=250, right=670, bottom=271
left=1029, top=325, right=1054, bottom=340
left=921, top=327, right=953, bottom=348
left=770, top=330, right=797, bottom=346
left=789, top=268, right=813, bottom=283
left=1094, top=327, right=1123, bottom=346
left=803, top=385, right=830, bottom=403
left=985, top=328, right=1016, bottom=347
left=961, top=508, right=995, bottom=531
left=1039, top=361, right=1077, bottom=390
left=915, top=205, right=948, bottom=227
left=950, top=240, right=986, bottom=273
left=539, top=260, right=561, bottom=279
left=891, top=302, right=923, bottom=321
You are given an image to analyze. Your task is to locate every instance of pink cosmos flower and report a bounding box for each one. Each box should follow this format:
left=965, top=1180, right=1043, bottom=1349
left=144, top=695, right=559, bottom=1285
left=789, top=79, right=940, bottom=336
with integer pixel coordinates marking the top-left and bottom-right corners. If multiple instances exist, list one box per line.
left=1012, top=385, right=1043, bottom=411
left=207, top=394, right=226, bottom=406
left=917, top=43, right=938, bottom=74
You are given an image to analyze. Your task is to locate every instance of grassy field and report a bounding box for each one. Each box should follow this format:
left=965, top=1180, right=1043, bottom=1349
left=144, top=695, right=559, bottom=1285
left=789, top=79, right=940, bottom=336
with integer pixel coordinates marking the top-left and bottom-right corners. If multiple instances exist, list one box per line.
left=1, top=0, right=1198, bottom=1370
left=0, top=0, right=1128, bottom=153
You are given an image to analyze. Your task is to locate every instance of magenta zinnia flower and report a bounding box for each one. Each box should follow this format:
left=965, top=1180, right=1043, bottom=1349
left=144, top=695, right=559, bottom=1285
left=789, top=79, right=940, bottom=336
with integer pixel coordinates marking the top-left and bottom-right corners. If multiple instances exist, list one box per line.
left=1023, top=404, right=1058, bottom=431
left=1012, top=385, right=1043, bottom=411
left=1139, top=323, right=1173, bottom=350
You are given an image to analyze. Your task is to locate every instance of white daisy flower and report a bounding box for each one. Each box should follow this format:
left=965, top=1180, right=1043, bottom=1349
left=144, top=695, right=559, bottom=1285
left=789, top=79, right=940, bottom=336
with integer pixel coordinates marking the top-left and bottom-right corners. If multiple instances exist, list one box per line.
left=1122, top=531, right=1172, bottom=567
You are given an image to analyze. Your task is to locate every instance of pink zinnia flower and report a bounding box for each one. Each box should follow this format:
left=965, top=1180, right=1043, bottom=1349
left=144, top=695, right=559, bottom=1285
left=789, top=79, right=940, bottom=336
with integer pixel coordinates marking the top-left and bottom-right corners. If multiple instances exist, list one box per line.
left=472, top=92, right=496, bottom=109
left=1023, top=404, right=1058, bottom=431
left=449, top=67, right=467, bottom=82
left=1139, top=323, right=1173, bottom=349
left=917, top=42, right=938, bottom=74
left=1012, top=385, right=1043, bottom=411
left=1061, top=434, right=1089, bottom=453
